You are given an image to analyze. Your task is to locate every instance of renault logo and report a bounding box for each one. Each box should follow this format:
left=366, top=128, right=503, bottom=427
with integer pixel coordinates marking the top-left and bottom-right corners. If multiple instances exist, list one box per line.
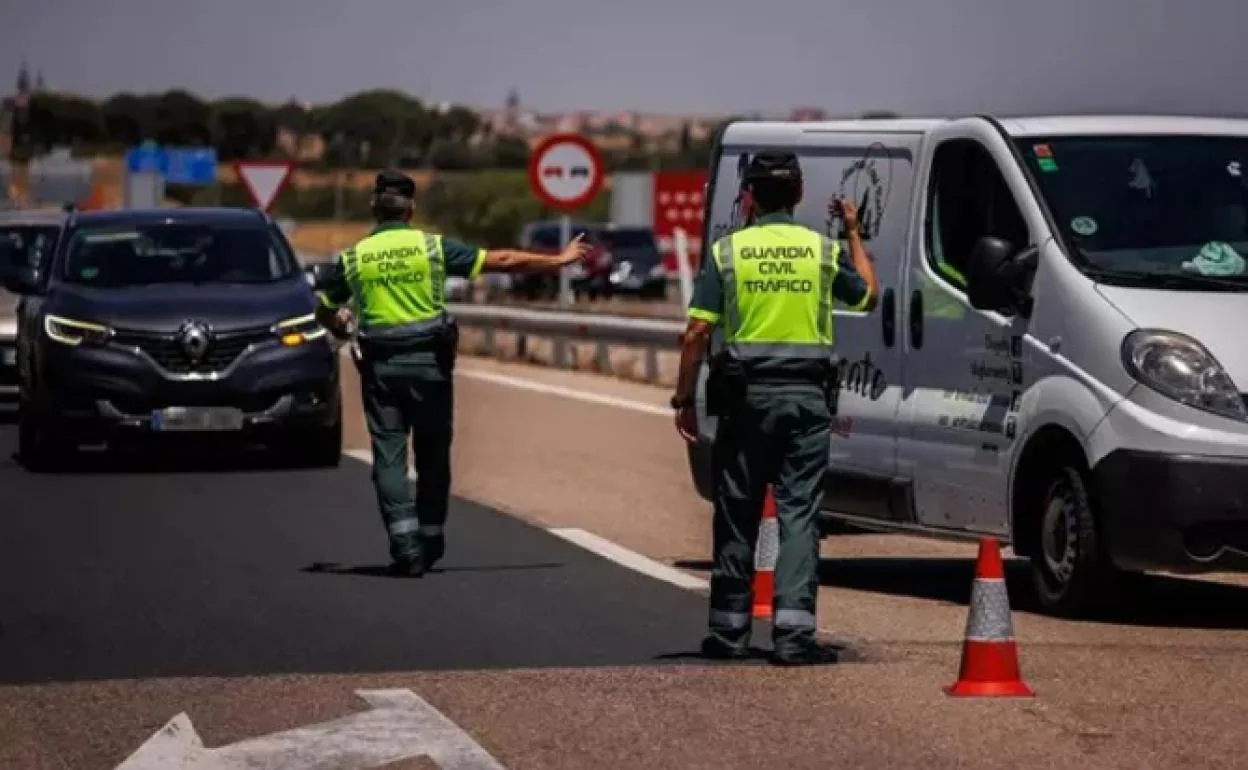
left=177, top=320, right=212, bottom=363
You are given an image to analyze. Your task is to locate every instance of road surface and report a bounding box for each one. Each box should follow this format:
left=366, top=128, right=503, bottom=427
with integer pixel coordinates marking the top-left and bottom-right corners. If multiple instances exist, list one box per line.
left=4, top=355, right=1248, bottom=769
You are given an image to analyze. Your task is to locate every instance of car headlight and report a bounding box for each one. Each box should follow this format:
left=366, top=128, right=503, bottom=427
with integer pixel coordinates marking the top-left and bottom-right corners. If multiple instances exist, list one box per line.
left=273, top=313, right=328, bottom=346
left=648, top=263, right=668, bottom=278
left=1121, top=329, right=1246, bottom=420
left=44, top=314, right=113, bottom=346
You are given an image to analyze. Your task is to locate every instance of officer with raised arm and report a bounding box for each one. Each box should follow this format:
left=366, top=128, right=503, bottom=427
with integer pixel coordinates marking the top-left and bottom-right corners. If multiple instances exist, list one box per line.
left=315, top=170, right=589, bottom=577
left=670, top=151, right=879, bottom=665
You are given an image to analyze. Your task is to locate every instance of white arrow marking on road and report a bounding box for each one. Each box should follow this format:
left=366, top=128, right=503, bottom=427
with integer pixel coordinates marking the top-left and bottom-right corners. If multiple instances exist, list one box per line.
left=115, top=688, right=508, bottom=770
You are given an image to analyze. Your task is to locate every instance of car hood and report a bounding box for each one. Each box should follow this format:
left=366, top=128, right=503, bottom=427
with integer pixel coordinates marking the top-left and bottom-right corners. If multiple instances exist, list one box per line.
left=1097, top=284, right=1248, bottom=385
left=47, top=280, right=316, bottom=333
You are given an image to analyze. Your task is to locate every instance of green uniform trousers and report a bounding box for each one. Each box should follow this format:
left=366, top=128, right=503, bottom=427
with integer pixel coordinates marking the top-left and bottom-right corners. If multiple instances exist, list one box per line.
left=359, top=351, right=453, bottom=563
left=708, top=382, right=832, bottom=655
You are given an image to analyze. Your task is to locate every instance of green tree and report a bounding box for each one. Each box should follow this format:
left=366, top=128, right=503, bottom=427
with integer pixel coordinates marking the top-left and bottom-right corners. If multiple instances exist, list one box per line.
left=25, top=92, right=103, bottom=150
left=152, top=89, right=212, bottom=145
left=210, top=97, right=277, bottom=160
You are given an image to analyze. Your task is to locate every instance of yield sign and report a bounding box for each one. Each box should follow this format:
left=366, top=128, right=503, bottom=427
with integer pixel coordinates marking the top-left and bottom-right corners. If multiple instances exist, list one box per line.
left=234, top=160, right=294, bottom=212
left=114, top=688, right=507, bottom=769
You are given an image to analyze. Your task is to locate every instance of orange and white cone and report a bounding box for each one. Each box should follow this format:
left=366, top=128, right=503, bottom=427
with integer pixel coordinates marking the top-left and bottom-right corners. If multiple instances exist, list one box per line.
left=752, top=487, right=778, bottom=618
left=945, top=537, right=1034, bottom=697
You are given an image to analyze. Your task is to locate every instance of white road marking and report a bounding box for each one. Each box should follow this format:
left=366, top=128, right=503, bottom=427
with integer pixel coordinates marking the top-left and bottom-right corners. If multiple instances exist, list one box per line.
left=456, top=368, right=670, bottom=417
left=115, top=688, right=507, bottom=769
left=549, top=527, right=709, bottom=591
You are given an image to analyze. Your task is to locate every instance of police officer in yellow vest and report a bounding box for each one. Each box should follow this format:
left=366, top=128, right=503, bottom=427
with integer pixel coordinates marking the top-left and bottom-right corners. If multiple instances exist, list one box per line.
left=315, top=170, right=589, bottom=577
left=672, top=152, right=879, bottom=665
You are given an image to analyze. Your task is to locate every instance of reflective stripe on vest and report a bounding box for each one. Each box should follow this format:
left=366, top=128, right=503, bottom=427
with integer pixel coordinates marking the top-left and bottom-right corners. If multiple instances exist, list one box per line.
left=714, top=224, right=839, bottom=359
left=342, top=228, right=448, bottom=334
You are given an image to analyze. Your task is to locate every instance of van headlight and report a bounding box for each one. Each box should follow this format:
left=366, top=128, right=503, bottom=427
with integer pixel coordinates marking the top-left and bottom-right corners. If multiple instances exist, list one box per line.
left=1121, top=329, right=1247, bottom=420
left=44, top=315, right=114, bottom=346
left=273, top=313, right=328, bottom=346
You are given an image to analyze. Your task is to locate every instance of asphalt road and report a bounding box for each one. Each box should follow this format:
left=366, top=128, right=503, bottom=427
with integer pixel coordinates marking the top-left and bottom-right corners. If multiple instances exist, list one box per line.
left=0, top=423, right=711, bottom=687
left=10, top=356, right=1248, bottom=769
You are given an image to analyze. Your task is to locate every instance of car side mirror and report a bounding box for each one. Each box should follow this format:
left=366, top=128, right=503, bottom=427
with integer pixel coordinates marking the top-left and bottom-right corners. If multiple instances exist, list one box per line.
left=966, top=236, right=1038, bottom=318
left=303, top=263, right=333, bottom=291
left=2, top=265, right=41, bottom=296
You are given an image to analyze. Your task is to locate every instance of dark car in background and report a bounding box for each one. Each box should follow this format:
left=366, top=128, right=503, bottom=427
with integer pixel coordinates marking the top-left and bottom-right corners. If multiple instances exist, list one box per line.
left=597, top=225, right=668, bottom=299
left=0, top=208, right=68, bottom=404
left=2, top=207, right=342, bottom=471
left=511, top=220, right=611, bottom=300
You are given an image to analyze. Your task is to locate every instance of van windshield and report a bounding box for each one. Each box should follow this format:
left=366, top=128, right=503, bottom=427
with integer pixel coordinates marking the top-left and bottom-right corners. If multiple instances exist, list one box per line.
left=1017, top=135, right=1248, bottom=290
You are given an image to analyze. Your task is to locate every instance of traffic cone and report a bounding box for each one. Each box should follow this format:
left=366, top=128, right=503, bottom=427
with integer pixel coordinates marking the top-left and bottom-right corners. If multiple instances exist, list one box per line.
left=946, top=537, right=1034, bottom=697
left=752, top=487, right=778, bottom=618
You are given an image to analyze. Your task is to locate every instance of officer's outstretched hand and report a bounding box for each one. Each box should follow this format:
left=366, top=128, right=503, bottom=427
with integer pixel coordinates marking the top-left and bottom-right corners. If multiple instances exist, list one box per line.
left=553, top=233, right=591, bottom=268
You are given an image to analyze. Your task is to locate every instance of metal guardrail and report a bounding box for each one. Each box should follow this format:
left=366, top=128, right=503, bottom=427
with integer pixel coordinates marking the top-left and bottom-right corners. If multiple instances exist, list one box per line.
left=446, top=303, right=684, bottom=383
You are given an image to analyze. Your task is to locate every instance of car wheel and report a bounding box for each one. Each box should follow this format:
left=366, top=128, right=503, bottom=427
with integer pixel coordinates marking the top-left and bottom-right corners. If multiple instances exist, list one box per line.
left=1028, top=464, right=1120, bottom=617
left=17, top=404, right=74, bottom=473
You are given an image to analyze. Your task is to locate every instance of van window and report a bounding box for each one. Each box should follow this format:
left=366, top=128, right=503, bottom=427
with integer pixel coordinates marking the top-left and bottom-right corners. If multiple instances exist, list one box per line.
left=1017, top=135, right=1248, bottom=288
left=925, top=140, right=1029, bottom=289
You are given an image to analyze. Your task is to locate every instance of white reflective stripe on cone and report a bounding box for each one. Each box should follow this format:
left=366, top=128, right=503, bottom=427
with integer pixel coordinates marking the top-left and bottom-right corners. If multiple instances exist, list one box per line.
left=754, top=517, right=779, bottom=571
left=964, top=578, right=1016, bottom=642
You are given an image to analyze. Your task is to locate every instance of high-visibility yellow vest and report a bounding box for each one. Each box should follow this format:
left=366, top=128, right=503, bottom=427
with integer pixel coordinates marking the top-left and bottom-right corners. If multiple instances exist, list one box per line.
left=709, top=223, right=840, bottom=359
left=322, top=226, right=450, bottom=336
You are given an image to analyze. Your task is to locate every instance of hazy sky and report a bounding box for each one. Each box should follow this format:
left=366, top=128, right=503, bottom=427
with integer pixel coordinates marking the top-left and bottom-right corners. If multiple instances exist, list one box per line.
left=3, top=0, right=1248, bottom=116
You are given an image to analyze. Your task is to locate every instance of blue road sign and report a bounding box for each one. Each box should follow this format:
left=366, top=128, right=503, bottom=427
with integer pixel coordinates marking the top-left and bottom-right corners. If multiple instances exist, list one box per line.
left=125, top=142, right=167, bottom=175
left=165, top=147, right=218, bottom=186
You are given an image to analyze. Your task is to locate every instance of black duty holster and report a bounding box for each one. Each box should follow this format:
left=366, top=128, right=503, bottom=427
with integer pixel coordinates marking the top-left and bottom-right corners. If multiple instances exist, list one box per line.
left=433, top=317, right=460, bottom=376
left=823, top=358, right=842, bottom=417
left=706, top=350, right=748, bottom=418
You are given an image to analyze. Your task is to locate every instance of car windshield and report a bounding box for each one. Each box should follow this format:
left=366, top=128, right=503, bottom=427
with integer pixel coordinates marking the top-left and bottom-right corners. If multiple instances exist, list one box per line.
left=600, top=229, right=661, bottom=264
left=61, top=223, right=297, bottom=287
left=1017, top=134, right=1248, bottom=290
left=0, top=225, right=60, bottom=272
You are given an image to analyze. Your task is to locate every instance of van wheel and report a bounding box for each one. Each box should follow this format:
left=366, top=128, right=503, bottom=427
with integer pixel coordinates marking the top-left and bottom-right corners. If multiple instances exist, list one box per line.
left=1029, top=465, right=1120, bottom=617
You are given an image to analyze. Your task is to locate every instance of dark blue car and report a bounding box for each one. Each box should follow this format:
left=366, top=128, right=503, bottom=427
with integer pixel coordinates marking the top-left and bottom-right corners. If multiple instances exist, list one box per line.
left=1, top=207, right=342, bottom=471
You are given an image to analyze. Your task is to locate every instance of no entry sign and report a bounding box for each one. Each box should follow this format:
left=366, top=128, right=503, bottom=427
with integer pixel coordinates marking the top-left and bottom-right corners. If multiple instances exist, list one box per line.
left=527, top=133, right=605, bottom=211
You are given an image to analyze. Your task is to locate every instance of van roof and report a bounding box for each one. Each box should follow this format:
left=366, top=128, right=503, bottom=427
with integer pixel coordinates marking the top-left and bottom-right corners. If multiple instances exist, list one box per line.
left=721, top=114, right=1248, bottom=145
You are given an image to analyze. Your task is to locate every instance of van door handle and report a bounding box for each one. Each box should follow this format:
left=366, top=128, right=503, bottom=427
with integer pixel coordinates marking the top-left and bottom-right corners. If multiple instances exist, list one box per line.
left=909, top=290, right=923, bottom=349
left=881, top=288, right=896, bottom=347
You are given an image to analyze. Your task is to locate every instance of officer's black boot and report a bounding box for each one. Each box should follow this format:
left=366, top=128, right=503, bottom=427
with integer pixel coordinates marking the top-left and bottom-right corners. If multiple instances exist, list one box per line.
left=388, top=555, right=427, bottom=578
left=420, top=534, right=445, bottom=569
left=770, top=639, right=842, bottom=666
left=700, top=635, right=750, bottom=661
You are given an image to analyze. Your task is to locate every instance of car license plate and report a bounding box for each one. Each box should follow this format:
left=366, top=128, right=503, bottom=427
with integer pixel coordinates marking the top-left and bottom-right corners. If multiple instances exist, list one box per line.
left=151, top=406, right=245, bottom=432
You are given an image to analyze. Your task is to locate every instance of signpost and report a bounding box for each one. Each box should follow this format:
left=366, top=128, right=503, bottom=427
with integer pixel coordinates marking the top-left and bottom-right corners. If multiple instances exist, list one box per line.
left=165, top=147, right=218, bottom=186
left=122, top=143, right=219, bottom=208
left=234, top=160, right=295, bottom=213
left=527, top=133, right=604, bottom=307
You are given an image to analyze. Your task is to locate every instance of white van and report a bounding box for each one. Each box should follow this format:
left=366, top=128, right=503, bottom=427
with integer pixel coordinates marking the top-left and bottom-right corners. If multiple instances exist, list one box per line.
left=685, top=115, right=1248, bottom=616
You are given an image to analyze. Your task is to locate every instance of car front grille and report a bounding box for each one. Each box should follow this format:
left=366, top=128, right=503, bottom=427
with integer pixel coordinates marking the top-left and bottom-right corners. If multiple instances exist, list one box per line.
left=113, top=326, right=273, bottom=375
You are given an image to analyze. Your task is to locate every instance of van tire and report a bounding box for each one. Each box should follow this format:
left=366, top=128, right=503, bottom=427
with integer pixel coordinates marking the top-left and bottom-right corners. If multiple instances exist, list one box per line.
left=1028, top=464, right=1119, bottom=617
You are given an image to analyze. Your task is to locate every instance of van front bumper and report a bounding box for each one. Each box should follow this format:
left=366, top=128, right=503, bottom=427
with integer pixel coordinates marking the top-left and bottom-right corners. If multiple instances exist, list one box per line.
left=1094, top=449, right=1248, bottom=572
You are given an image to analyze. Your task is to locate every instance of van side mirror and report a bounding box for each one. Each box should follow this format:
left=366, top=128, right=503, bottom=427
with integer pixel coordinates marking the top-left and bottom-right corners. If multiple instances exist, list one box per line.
left=1, top=265, right=41, bottom=295
left=966, top=236, right=1038, bottom=318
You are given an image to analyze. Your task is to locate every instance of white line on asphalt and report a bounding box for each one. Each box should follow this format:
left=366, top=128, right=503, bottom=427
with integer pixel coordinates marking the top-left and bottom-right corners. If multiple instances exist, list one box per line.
left=456, top=368, right=671, bottom=417
left=548, top=527, right=709, bottom=591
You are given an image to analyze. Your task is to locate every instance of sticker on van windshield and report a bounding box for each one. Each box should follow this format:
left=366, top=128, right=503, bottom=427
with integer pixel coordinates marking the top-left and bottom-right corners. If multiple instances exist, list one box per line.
left=1032, top=144, right=1058, bottom=172
left=1070, top=216, right=1098, bottom=236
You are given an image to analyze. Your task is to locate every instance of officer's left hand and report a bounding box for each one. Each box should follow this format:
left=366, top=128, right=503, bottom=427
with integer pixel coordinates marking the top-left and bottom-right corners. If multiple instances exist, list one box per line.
left=675, top=405, right=698, bottom=443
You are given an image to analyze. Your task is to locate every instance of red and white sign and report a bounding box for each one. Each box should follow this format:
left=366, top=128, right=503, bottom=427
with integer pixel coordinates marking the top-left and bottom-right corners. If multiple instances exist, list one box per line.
left=527, top=133, right=604, bottom=211
left=234, top=161, right=294, bottom=213
left=652, top=170, right=708, bottom=269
